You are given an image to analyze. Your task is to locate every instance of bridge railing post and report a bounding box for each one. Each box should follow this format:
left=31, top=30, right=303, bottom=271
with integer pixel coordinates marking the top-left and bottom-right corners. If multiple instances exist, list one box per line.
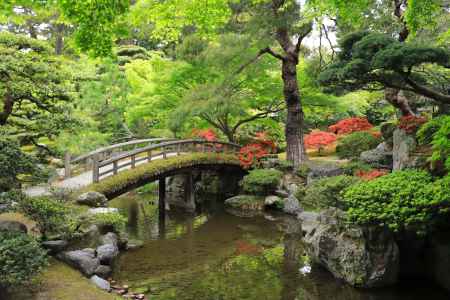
left=113, top=161, right=118, bottom=175
left=64, top=152, right=71, bottom=178
left=147, top=150, right=152, bottom=162
left=131, top=155, right=136, bottom=168
left=92, top=153, right=100, bottom=183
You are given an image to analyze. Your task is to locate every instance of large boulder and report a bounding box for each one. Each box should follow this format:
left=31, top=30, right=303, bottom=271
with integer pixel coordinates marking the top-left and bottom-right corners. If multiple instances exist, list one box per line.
left=360, top=142, right=393, bottom=169
left=94, top=265, right=112, bottom=279
left=306, top=163, right=344, bottom=185
left=426, top=233, right=450, bottom=293
left=282, top=194, right=302, bottom=215
left=99, top=232, right=119, bottom=247
left=77, top=192, right=108, bottom=207
left=96, top=243, right=119, bottom=265
left=0, top=220, right=27, bottom=234
left=42, top=240, right=68, bottom=254
left=224, top=195, right=264, bottom=211
left=392, top=128, right=427, bottom=170
left=303, top=208, right=399, bottom=288
left=58, top=249, right=100, bottom=277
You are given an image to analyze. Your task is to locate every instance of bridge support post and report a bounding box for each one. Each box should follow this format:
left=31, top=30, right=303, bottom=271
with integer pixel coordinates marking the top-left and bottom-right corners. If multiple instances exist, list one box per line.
left=159, top=178, right=166, bottom=221
left=185, top=171, right=196, bottom=213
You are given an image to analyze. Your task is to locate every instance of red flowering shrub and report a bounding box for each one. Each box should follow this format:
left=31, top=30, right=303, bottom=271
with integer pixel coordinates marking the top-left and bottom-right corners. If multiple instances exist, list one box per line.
left=370, top=131, right=382, bottom=139
left=328, top=117, right=373, bottom=135
left=239, top=132, right=276, bottom=169
left=355, top=169, right=389, bottom=181
left=398, top=115, right=427, bottom=134
left=304, top=131, right=337, bottom=154
left=191, top=128, right=217, bottom=141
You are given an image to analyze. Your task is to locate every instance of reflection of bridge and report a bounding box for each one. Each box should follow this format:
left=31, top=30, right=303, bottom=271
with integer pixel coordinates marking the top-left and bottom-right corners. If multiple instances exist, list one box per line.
left=25, top=139, right=243, bottom=199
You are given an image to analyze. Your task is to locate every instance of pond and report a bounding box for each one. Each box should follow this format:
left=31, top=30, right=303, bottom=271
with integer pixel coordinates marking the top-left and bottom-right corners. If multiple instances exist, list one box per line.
left=109, top=192, right=449, bottom=300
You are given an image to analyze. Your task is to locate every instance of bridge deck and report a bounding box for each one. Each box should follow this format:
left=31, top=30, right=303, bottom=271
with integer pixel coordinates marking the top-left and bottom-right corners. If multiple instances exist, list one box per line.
left=24, top=153, right=177, bottom=197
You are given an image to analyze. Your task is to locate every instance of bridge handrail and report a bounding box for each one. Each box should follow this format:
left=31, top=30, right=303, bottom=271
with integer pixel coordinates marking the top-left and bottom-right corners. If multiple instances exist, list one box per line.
left=93, top=139, right=241, bottom=182
left=70, top=138, right=176, bottom=164
left=98, top=139, right=241, bottom=167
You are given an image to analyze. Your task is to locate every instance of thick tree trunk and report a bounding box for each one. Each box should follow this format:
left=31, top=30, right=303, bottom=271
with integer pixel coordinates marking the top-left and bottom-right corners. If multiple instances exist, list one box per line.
left=282, top=58, right=307, bottom=167
left=54, top=23, right=65, bottom=55
left=0, top=94, right=13, bottom=126
left=384, top=88, right=415, bottom=116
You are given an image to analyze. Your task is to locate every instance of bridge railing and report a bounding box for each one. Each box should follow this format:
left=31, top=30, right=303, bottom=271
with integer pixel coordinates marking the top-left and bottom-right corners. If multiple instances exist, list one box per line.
left=92, top=139, right=241, bottom=183
left=64, top=138, right=176, bottom=178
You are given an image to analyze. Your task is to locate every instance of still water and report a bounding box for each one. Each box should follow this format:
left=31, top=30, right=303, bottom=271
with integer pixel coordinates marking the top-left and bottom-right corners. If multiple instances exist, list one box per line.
left=110, top=192, right=449, bottom=300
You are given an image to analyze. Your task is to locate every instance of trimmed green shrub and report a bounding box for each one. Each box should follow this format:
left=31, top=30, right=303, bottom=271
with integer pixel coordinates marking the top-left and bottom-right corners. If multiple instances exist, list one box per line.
left=0, top=190, right=27, bottom=213
left=0, top=231, right=48, bottom=287
left=336, top=131, right=381, bottom=159
left=300, top=175, right=361, bottom=210
left=88, top=212, right=127, bottom=233
left=341, top=160, right=372, bottom=176
left=343, top=170, right=450, bottom=233
left=296, top=164, right=310, bottom=178
left=17, top=196, right=69, bottom=238
left=417, top=116, right=450, bottom=171
left=275, top=160, right=294, bottom=172
left=241, top=169, right=283, bottom=196
left=0, top=138, right=36, bottom=192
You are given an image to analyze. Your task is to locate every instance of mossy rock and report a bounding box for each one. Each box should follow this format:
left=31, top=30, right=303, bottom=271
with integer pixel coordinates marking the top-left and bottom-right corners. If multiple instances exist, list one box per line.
left=224, top=195, right=265, bottom=211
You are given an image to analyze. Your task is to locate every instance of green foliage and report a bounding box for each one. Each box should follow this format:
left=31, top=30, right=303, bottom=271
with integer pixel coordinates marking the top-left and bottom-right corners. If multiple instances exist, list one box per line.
left=0, top=138, right=36, bottom=192
left=341, top=160, right=372, bottom=176
left=417, top=116, right=450, bottom=171
left=296, top=164, right=310, bottom=179
left=336, top=131, right=381, bottom=159
left=85, top=153, right=240, bottom=198
left=300, top=175, right=361, bottom=210
left=0, top=231, right=48, bottom=288
left=17, top=196, right=70, bottom=238
left=87, top=212, right=127, bottom=233
left=319, top=31, right=450, bottom=104
left=0, top=190, right=26, bottom=213
left=241, top=169, right=282, bottom=196
left=59, top=0, right=129, bottom=56
left=0, top=32, right=73, bottom=145
left=343, top=170, right=450, bottom=233
left=275, top=160, right=294, bottom=172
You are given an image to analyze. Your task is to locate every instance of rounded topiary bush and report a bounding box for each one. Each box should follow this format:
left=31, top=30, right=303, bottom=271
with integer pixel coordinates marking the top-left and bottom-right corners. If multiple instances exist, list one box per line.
left=336, top=131, right=381, bottom=159
left=343, top=170, right=450, bottom=233
left=0, top=231, right=48, bottom=288
left=299, top=175, right=361, bottom=210
left=241, top=169, right=283, bottom=196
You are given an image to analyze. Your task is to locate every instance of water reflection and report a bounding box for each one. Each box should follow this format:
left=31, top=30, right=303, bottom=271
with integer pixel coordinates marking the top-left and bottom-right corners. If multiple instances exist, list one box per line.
left=110, top=193, right=449, bottom=300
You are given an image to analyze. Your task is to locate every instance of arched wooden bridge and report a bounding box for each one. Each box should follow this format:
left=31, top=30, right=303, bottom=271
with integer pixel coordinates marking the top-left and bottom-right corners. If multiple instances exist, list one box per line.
left=66, top=138, right=242, bottom=184
left=25, top=138, right=245, bottom=220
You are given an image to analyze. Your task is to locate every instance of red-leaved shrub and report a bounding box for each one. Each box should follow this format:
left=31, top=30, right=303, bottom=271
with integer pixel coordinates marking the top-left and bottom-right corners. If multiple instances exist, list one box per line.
left=304, top=131, right=337, bottom=154
left=398, top=115, right=427, bottom=134
left=191, top=128, right=217, bottom=141
left=328, top=117, right=373, bottom=135
left=355, top=169, right=389, bottom=181
left=239, top=131, right=276, bottom=169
